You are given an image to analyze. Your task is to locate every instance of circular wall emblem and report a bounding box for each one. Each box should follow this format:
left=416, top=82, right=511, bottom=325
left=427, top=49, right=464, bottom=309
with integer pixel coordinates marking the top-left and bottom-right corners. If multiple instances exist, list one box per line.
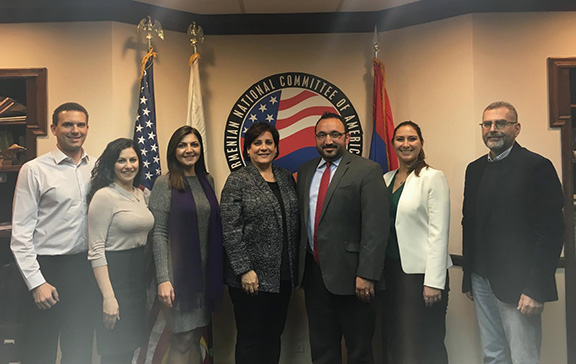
left=223, top=72, right=363, bottom=173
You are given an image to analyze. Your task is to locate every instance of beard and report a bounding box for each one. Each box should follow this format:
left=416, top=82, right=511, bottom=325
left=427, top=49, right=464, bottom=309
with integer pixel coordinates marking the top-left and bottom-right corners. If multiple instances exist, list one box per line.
left=317, top=144, right=345, bottom=162
left=483, top=132, right=511, bottom=155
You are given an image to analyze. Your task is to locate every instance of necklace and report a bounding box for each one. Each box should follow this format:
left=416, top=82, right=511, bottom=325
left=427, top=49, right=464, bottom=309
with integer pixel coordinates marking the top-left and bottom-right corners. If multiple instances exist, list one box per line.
left=396, top=165, right=415, bottom=186
left=395, top=173, right=407, bottom=185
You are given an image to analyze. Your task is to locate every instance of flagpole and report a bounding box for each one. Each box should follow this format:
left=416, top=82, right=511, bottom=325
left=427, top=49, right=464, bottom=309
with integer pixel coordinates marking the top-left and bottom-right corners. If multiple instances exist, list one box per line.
left=133, top=16, right=167, bottom=364
left=185, top=25, right=213, bottom=364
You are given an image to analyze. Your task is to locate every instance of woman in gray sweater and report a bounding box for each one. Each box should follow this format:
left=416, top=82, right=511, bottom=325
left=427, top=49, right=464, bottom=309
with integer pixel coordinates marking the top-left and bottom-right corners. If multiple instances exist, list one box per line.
left=221, top=122, right=299, bottom=364
left=149, top=126, right=223, bottom=364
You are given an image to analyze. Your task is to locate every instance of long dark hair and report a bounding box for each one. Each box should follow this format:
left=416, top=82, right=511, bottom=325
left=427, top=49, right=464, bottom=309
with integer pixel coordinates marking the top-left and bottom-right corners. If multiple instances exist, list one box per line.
left=88, top=138, right=143, bottom=202
left=167, top=126, right=207, bottom=191
left=393, top=120, right=429, bottom=177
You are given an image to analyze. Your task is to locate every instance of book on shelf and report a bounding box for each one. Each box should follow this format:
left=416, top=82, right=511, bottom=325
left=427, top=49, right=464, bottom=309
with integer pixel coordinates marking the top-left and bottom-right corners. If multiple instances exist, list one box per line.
left=0, top=96, right=26, bottom=117
left=0, top=115, right=26, bottom=123
left=0, top=96, right=13, bottom=108
left=0, top=99, right=15, bottom=114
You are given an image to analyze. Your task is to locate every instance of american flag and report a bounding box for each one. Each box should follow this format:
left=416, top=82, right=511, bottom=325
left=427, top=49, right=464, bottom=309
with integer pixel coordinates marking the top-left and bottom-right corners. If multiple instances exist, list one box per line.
left=133, top=52, right=161, bottom=190
left=241, top=88, right=337, bottom=173
left=133, top=52, right=167, bottom=364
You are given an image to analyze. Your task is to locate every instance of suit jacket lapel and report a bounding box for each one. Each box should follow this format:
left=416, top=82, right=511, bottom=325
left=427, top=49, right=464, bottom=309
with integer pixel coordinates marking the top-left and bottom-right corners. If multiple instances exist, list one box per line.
left=321, top=152, right=351, bottom=219
left=273, top=164, right=292, bottom=217
left=275, top=165, right=293, bottom=205
left=247, top=164, right=283, bottom=225
left=471, top=157, right=488, bottom=196
left=276, top=165, right=297, bottom=233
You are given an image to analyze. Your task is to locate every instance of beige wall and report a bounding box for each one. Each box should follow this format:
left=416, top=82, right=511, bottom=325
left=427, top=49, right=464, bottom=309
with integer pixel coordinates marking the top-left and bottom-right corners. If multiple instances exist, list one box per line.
left=1, top=10, right=575, bottom=363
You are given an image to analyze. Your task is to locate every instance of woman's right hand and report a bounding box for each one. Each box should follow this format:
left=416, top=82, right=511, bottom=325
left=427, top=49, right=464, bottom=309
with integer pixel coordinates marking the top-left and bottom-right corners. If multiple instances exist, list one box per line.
left=158, top=281, right=175, bottom=308
left=241, top=270, right=259, bottom=296
left=423, top=286, right=442, bottom=307
left=103, top=296, right=120, bottom=330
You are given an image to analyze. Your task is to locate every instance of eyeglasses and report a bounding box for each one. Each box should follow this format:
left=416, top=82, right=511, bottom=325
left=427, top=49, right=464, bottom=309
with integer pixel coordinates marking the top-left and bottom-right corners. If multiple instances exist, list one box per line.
left=479, top=120, right=517, bottom=130
left=315, top=131, right=345, bottom=140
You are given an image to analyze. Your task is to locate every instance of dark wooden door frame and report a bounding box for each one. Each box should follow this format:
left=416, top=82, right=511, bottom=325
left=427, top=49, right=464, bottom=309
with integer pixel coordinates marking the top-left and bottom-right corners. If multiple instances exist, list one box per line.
left=548, top=57, right=576, bottom=364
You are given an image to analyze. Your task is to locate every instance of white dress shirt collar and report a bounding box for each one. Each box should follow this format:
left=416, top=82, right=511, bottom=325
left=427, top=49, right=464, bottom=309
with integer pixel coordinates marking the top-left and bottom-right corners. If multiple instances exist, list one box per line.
left=52, top=148, right=90, bottom=165
left=317, top=156, right=342, bottom=169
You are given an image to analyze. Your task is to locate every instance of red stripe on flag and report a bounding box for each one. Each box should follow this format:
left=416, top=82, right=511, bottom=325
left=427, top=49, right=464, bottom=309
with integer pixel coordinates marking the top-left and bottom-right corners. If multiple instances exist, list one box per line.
left=277, top=126, right=316, bottom=158
left=278, top=90, right=317, bottom=110
left=276, top=106, right=337, bottom=129
left=384, top=89, right=398, bottom=170
left=373, top=60, right=386, bottom=138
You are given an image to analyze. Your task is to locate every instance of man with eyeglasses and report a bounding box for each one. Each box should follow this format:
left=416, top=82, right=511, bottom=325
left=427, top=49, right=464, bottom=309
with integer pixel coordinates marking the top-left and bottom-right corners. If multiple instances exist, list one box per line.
left=297, top=112, right=389, bottom=364
left=462, top=101, right=564, bottom=364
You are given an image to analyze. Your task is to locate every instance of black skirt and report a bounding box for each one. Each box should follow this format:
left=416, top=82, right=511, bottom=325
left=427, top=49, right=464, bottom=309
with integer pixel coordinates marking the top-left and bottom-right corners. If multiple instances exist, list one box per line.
left=96, top=246, right=146, bottom=355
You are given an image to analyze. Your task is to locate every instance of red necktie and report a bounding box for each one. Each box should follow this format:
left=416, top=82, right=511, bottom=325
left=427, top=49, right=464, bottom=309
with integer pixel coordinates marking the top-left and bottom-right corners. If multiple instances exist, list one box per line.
left=313, top=161, right=331, bottom=264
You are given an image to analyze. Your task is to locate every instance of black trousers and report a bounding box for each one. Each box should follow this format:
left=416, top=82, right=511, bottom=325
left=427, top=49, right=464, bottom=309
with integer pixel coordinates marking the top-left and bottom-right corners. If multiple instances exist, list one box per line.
left=381, top=259, right=449, bottom=364
left=229, top=280, right=292, bottom=364
left=21, top=253, right=98, bottom=364
left=303, top=253, right=378, bottom=364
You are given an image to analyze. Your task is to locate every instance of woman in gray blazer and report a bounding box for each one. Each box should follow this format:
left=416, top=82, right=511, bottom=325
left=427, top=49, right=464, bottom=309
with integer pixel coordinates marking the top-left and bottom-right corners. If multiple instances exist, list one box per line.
left=221, top=122, right=299, bottom=364
left=382, top=121, right=452, bottom=364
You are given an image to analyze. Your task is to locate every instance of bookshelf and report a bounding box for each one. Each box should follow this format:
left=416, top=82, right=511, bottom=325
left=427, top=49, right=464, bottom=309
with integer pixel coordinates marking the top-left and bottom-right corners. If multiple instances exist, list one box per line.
left=0, top=68, right=47, bottom=363
left=0, top=68, right=47, bottom=236
left=548, top=57, right=576, bottom=364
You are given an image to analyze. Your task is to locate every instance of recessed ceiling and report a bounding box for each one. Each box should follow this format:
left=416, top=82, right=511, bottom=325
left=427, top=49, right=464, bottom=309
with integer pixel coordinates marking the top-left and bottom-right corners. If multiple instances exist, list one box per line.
left=1, top=0, right=575, bottom=35
left=132, top=0, right=420, bottom=15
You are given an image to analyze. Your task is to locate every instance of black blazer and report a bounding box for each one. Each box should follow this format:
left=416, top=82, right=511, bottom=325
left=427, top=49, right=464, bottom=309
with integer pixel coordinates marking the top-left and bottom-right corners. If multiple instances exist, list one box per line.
left=297, top=151, right=390, bottom=295
left=221, top=163, right=299, bottom=293
left=462, top=142, right=564, bottom=303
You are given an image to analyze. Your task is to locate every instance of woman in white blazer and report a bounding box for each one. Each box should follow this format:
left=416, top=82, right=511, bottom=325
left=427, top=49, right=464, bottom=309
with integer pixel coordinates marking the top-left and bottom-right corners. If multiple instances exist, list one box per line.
left=382, top=121, right=452, bottom=364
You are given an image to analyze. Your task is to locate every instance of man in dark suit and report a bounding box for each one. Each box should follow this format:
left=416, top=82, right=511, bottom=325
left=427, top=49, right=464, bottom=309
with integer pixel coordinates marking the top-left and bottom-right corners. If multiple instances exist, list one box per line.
left=297, top=112, right=389, bottom=364
left=462, top=101, right=564, bottom=364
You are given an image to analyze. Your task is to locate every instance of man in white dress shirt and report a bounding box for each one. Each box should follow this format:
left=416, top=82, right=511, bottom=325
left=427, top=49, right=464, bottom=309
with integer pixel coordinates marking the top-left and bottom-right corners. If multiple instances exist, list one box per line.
left=11, top=102, right=97, bottom=364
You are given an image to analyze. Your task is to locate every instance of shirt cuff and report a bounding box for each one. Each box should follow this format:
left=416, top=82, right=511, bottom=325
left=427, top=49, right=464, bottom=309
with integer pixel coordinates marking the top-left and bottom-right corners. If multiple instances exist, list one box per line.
left=90, top=257, right=108, bottom=268
left=26, top=271, right=47, bottom=291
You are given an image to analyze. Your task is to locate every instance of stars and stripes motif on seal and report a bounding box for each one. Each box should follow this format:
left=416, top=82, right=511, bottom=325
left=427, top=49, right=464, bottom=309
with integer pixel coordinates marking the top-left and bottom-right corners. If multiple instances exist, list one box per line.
left=224, top=72, right=363, bottom=173
left=241, top=89, right=337, bottom=173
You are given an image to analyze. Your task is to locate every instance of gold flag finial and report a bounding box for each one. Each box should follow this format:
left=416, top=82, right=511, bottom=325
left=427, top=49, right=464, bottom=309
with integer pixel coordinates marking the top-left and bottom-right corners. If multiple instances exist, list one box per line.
left=187, top=21, right=205, bottom=55
left=137, top=15, right=164, bottom=50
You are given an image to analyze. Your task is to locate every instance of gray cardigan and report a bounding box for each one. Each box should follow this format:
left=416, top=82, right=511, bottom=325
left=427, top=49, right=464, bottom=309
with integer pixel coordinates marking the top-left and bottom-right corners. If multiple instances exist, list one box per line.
left=149, top=174, right=212, bottom=284
left=221, top=163, right=299, bottom=293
